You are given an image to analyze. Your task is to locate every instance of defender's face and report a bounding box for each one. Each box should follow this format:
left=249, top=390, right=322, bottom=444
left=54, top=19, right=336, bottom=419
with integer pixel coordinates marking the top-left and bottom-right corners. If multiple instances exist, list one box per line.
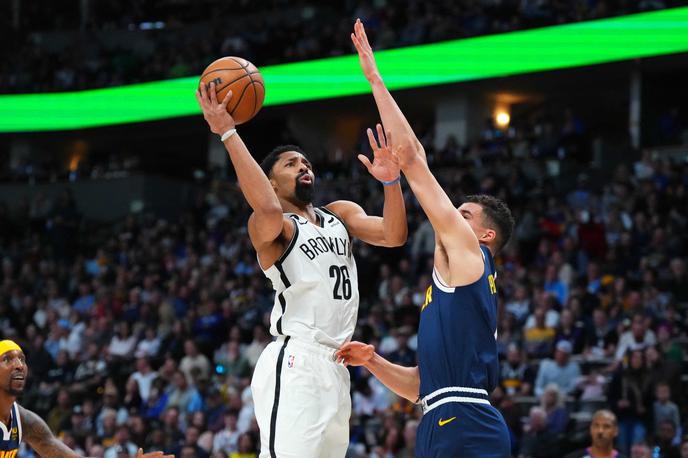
left=0, top=350, right=27, bottom=396
left=271, top=151, right=315, bottom=203
left=457, top=202, right=492, bottom=244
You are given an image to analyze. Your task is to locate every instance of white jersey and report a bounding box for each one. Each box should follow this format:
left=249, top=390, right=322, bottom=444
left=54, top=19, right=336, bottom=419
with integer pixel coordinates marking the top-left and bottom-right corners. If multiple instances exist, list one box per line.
left=262, top=207, right=359, bottom=348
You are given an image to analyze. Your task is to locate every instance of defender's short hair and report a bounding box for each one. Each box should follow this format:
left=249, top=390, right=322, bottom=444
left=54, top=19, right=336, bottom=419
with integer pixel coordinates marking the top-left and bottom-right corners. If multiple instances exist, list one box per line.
left=464, top=194, right=515, bottom=254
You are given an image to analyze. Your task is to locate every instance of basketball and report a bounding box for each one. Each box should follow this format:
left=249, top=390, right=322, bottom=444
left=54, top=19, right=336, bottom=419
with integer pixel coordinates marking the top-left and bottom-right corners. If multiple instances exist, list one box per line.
left=199, top=56, right=265, bottom=125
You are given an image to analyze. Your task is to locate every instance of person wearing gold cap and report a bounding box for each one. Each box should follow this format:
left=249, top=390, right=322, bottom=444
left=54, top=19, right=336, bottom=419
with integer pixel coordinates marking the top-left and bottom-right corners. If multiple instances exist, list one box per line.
left=0, top=340, right=172, bottom=458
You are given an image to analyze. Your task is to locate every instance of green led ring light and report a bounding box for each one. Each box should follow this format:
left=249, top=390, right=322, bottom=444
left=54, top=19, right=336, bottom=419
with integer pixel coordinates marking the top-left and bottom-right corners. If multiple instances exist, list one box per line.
left=1, top=7, right=687, bottom=132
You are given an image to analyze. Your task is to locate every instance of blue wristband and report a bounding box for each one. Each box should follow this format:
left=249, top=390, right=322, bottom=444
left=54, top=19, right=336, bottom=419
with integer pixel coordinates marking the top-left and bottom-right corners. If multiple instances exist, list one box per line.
left=380, top=176, right=401, bottom=186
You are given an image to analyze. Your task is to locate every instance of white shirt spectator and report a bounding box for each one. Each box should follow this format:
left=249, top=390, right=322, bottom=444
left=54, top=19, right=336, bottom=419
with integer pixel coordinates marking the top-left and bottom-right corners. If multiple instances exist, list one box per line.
left=525, top=309, right=560, bottom=329
left=131, top=371, right=158, bottom=402
left=109, top=335, right=137, bottom=358
left=179, top=353, right=211, bottom=383
left=615, top=329, right=656, bottom=361
left=135, top=336, right=161, bottom=358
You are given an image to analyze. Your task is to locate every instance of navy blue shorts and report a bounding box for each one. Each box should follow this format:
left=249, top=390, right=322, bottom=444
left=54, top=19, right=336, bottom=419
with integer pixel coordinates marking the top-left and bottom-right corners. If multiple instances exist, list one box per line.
left=415, top=402, right=511, bottom=458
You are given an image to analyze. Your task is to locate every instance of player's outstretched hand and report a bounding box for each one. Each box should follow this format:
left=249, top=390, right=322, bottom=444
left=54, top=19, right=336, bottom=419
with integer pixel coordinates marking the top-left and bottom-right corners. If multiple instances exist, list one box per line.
left=392, top=136, right=427, bottom=170
left=351, top=18, right=381, bottom=84
left=336, top=341, right=375, bottom=366
left=196, top=81, right=236, bottom=135
left=135, top=448, right=174, bottom=458
left=358, top=124, right=400, bottom=183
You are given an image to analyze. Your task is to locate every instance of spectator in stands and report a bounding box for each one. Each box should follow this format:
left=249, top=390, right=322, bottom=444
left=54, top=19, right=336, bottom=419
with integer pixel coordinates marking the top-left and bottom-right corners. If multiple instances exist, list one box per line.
left=630, top=443, right=652, bottom=458
left=525, top=306, right=557, bottom=358
left=231, top=432, right=258, bottom=458
left=396, top=419, right=418, bottom=458
left=104, top=426, right=138, bottom=458
left=214, top=340, right=250, bottom=380
left=608, top=349, right=649, bottom=454
left=166, top=370, right=203, bottom=414
left=540, top=384, right=569, bottom=435
left=654, top=419, right=680, bottom=458
left=534, top=340, right=581, bottom=396
left=653, top=382, right=681, bottom=438
left=108, top=321, right=138, bottom=362
left=554, top=308, right=585, bottom=355
left=520, top=406, right=557, bottom=458
left=615, top=313, right=656, bottom=363
left=564, top=410, right=620, bottom=458
left=680, top=440, right=688, bottom=458
left=544, top=264, right=569, bottom=306
left=507, top=285, right=532, bottom=325
left=584, top=308, right=618, bottom=360
left=130, top=356, right=158, bottom=403
left=500, top=343, right=535, bottom=396
left=243, top=325, right=269, bottom=368
left=180, top=339, right=211, bottom=384
left=212, top=410, right=240, bottom=456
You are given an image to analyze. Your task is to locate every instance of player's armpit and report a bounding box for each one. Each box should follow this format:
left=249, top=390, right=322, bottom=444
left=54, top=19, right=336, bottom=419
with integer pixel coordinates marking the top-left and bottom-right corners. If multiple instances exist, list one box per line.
left=19, top=406, right=80, bottom=458
left=249, top=214, right=295, bottom=269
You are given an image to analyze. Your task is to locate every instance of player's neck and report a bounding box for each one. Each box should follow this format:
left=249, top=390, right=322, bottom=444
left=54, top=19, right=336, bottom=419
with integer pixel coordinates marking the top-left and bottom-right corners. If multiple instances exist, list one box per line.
left=280, top=199, right=316, bottom=223
left=589, top=444, right=615, bottom=457
left=479, top=241, right=494, bottom=257
left=0, top=393, right=15, bottom=427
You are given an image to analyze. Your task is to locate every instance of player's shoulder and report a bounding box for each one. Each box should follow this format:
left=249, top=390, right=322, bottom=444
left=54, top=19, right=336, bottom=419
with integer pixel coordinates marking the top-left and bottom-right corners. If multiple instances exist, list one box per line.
left=322, top=201, right=355, bottom=226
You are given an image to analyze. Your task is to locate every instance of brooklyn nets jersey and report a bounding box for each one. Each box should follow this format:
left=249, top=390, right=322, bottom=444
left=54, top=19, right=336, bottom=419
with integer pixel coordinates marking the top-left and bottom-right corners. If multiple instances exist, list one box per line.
left=262, top=207, right=359, bottom=348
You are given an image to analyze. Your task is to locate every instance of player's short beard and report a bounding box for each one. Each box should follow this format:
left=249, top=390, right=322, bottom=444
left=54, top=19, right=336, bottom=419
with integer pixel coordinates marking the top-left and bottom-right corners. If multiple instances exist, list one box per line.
left=8, top=386, right=23, bottom=396
left=295, top=173, right=315, bottom=204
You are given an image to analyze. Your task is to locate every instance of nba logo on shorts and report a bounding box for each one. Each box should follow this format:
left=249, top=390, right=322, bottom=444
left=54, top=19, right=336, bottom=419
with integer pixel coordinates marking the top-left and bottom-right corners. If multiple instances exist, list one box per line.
left=287, top=354, right=295, bottom=368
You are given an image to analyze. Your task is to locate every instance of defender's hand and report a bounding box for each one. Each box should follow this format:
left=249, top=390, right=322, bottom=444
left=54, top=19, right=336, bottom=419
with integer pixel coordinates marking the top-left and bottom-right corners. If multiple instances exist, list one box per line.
left=392, top=139, right=426, bottom=170
left=351, top=18, right=381, bottom=84
left=196, top=81, right=236, bottom=135
left=336, top=341, right=375, bottom=366
left=358, top=124, right=400, bottom=183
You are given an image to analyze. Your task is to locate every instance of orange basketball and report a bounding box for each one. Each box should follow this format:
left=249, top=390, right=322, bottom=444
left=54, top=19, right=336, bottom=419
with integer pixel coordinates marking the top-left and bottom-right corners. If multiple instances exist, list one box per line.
left=199, top=56, right=265, bottom=125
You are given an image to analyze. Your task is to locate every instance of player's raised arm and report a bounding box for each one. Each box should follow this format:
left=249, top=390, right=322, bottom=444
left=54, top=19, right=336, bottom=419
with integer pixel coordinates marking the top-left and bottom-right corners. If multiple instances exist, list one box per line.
left=352, top=19, right=418, bottom=154
left=335, top=342, right=420, bottom=403
left=395, top=141, right=485, bottom=280
left=326, top=125, right=407, bottom=247
left=196, top=82, right=284, bottom=249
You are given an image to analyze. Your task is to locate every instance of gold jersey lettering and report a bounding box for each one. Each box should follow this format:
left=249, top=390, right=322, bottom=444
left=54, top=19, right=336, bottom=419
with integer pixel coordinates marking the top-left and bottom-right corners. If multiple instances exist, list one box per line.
left=421, top=285, right=432, bottom=311
left=488, top=274, right=497, bottom=295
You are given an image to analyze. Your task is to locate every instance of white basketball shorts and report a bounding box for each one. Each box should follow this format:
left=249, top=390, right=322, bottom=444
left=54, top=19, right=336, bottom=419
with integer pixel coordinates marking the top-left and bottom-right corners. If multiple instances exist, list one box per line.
left=251, top=336, right=351, bottom=458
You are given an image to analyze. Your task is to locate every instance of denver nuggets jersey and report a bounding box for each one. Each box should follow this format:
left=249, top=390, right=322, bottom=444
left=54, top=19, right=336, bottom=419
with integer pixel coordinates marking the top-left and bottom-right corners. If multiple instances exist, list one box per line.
left=263, top=207, right=359, bottom=348
left=0, top=403, right=22, bottom=458
left=417, top=245, right=499, bottom=398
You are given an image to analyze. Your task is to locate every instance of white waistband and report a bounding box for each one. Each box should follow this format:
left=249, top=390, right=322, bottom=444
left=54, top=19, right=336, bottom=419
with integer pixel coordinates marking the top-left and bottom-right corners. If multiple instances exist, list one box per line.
left=420, top=386, right=491, bottom=414
left=276, top=336, right=339, bottom=360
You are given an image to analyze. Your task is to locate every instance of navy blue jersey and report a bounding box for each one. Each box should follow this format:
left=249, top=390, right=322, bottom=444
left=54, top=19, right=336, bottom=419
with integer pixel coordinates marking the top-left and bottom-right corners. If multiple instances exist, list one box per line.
left=417, top=245, right=499, bottom=398
left=0, top=403, right=22, bottom=458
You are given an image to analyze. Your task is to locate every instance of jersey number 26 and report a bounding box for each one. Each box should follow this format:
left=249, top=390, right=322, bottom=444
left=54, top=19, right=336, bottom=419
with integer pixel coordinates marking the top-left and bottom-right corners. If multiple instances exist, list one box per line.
left=329, top=265, right=352, bottom=300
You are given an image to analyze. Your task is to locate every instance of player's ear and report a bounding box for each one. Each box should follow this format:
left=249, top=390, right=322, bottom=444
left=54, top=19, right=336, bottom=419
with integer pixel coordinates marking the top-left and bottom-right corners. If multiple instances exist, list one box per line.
left=480, top=228, right=496, bottom=243
left=268, top=176, right=278, bottom=190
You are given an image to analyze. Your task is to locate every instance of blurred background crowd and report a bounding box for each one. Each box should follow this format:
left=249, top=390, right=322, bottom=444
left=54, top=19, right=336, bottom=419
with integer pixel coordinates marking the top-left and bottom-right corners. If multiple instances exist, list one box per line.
left=2, top=0, right=688, bottom=93
left=1, top=105, right=687, bottom=457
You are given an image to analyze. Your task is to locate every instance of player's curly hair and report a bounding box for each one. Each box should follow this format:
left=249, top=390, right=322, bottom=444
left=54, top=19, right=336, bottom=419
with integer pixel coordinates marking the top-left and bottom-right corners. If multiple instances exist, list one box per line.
left=464, top=194, right=515, bottom=254
left=260, top=145, right=310, bottom=177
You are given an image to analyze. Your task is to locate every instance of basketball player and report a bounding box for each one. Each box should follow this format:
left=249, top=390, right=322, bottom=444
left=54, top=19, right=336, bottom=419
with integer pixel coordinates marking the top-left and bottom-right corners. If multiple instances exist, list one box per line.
left=196, top=82, right=407, bottom=457
left=0, top=340, right=171, bottom=458
left=336, top=20, right=515, bottom=457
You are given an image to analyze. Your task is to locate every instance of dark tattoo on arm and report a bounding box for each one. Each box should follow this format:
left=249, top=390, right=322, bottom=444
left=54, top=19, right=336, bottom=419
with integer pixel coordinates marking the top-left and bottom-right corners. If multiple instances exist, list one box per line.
left=18, top=406, right=80, bottom=458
